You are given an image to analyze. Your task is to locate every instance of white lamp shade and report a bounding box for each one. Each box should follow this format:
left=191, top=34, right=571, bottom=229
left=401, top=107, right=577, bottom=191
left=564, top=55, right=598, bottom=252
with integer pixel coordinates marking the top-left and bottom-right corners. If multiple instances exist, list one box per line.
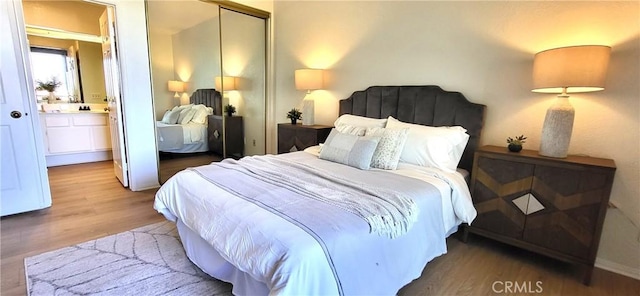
left=295, top=69, right=324, bottom=91
left=167, top=80, right=185, bottom=92
left=215, top=76, right=237, bottom=91
left=532, top=45, right=611, bottom=94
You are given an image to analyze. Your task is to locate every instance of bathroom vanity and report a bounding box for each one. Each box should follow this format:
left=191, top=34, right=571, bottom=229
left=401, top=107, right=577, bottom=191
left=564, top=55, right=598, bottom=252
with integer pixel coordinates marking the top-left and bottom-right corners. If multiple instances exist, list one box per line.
left=39, top=111, right=112, bottom=166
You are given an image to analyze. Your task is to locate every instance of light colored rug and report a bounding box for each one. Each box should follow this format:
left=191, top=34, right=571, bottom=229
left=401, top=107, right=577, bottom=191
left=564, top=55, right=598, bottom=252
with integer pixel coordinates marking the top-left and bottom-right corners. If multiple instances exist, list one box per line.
left=25, top=221, right=233, bottom=295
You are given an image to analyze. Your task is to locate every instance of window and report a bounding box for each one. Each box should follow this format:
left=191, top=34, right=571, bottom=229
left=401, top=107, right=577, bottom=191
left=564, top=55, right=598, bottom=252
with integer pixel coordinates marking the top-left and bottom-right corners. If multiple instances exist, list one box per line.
left=30, top=47, right=75, bottom=102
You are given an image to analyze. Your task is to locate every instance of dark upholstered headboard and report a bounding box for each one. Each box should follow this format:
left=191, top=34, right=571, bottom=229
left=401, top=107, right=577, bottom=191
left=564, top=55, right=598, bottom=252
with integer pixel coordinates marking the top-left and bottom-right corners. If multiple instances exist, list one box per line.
left=339, top=85, right=486, bottom=172
left=190, top=88, right=222, bottom=115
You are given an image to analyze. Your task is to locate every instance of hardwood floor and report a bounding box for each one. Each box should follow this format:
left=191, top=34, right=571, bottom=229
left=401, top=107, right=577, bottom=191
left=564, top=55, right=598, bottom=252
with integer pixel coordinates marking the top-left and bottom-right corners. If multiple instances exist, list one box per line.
left=2, top=159, right=638, bottom=295
left=158, top=152, right=221, bottom=183
left=399, top=234, right=640, bottom=295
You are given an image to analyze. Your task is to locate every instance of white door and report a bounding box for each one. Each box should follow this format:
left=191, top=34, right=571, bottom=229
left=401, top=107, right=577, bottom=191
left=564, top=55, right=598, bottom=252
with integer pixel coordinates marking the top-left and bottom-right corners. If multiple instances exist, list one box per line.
left=1, top=0, right=52, bottom=216
left=100, top=7, right=128, bottom=187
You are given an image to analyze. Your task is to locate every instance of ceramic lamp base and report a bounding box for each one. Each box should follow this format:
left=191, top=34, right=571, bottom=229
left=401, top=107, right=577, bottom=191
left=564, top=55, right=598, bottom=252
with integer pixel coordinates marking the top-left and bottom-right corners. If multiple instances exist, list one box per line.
left=539, top=96, right=574, bottom=158
left=302, top=99, right=314, bottom=125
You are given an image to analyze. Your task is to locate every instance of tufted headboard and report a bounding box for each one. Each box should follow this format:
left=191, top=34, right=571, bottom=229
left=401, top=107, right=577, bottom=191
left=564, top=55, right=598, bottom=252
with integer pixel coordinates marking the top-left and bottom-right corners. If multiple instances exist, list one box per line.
left=190, top=88, right=222, bottom=115
left=339, top=85, right=486, bottom=173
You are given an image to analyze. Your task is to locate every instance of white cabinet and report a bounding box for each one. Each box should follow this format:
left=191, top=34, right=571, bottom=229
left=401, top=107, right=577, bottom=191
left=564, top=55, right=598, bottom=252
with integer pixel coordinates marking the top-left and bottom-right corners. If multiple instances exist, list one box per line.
left=39, top=112, right=112, bottom=166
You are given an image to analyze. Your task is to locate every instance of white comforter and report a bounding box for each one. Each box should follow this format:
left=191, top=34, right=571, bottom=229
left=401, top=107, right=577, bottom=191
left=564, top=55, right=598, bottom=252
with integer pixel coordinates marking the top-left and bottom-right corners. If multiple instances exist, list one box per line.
left=154, top=151, right=476, bottom=295
left=156, top=122, right=206, bottom=145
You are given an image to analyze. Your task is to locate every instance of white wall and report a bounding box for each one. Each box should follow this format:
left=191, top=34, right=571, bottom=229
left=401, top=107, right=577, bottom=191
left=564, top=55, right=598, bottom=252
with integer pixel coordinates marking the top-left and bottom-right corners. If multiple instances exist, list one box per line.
left=22, top=0, right=104, bottom=35
left=273, top=1, right=640, bottom=277
left=148, top=30, right=176, bottom=119
left=172, top=18, right=221, bottom=104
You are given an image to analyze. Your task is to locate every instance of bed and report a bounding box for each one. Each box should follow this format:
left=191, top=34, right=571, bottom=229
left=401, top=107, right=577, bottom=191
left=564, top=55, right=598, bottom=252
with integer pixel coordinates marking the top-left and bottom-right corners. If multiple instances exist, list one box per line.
left=154, top=85, right=486, bottom=295
left=156, top=88, right=222, bottom=153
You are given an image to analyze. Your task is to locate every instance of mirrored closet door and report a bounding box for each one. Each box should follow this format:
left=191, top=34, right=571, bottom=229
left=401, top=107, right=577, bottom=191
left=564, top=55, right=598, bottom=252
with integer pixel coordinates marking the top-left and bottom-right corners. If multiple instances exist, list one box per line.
left=220, top=6, right=267, bottom=156
left=146, top=0, right=269, bottom=183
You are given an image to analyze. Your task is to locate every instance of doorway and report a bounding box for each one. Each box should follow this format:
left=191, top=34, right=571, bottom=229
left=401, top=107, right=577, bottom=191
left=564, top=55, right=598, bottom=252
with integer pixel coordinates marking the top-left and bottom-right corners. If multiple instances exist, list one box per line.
left=22, top=0, right=129, bottom=187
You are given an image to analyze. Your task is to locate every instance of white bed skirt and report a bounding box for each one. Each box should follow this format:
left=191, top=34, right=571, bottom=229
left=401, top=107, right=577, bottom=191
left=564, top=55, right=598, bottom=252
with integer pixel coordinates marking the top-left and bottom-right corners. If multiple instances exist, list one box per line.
left=176, top=218, right=461, bottom=296
left=176, top=219, right=270, bottom=295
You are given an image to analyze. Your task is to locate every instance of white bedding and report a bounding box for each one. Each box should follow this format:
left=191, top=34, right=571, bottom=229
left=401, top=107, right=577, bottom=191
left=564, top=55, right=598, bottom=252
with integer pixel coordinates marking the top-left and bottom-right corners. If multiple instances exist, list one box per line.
left=304, top=145, right=475, bottom=233
left=154, top=151, right=476, bottom=295
left=156, top=121, right=208, bottom=152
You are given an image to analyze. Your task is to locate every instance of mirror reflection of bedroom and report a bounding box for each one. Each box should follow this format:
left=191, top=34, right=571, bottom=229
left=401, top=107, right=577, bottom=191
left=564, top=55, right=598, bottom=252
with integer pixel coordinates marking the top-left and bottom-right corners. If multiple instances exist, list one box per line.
left=146, top=0, right=267, bottom=183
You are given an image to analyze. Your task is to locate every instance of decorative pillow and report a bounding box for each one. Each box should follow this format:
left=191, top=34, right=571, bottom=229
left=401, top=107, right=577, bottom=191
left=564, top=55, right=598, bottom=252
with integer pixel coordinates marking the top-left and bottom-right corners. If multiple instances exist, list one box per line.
left=334, top=114, right=387, bottom=130
left=385, top=116, right=469, bottom=172
left=161, top=109, right=180, bottom=124
left=177, top=106, right=193, bottom=123
left=160, top=110, right=172, bottom=123
left=366, top=127, right=409, bottom=170
left=319, top=129, right=381, bottom=170
left=335, top=124, right=367, bottom=136
left=179, top=108, right=197, bottom=124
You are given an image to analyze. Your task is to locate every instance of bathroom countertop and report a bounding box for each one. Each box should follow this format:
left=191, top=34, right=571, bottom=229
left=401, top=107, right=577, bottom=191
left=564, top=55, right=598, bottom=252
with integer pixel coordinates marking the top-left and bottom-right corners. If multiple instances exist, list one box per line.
left=39, top=110, right=108, bottom=114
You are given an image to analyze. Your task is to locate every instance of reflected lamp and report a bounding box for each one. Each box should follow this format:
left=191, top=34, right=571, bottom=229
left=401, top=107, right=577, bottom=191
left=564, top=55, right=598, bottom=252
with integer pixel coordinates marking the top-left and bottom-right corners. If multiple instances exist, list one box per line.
left=294, top=69, right=324, bottom=125
left=215, top=76, right=238, bottom=91
left=532, top=45, right=611, bottom=158
left=167, top=80, right=185, bottom=98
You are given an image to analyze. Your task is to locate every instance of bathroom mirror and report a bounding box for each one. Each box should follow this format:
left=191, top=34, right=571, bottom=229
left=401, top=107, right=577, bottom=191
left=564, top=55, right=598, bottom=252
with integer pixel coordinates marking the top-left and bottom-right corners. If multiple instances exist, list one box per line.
left=27, top=33, right=106, bottom=104
left=22, top=0, right=108, bottom=104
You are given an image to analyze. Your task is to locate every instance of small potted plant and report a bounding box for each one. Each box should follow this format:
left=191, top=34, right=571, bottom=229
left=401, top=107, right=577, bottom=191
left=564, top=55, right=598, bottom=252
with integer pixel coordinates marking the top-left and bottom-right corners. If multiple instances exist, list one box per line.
left=36, top=77, right=62, bottom=103
left=506, top=135, right=527, bottom=152
left=286, top=108, right=302, bottom=124
left=224, top=104, right=236, bottom=116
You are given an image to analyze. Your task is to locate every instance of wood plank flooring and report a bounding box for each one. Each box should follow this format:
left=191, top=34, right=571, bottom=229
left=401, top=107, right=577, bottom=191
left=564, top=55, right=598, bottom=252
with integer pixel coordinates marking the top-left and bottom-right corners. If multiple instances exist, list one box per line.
left=2, top=158, right=638, bottom=295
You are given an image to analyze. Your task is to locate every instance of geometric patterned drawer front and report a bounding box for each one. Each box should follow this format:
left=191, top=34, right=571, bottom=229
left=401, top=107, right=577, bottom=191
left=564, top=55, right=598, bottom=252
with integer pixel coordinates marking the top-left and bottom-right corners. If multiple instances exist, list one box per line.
left=524, top=165, right=607, bottom=260
left=467, top=146, right=616, bottom=284
left=471, top=158, right=535, bottom=238
left=512, top=193, right=545, bottom=215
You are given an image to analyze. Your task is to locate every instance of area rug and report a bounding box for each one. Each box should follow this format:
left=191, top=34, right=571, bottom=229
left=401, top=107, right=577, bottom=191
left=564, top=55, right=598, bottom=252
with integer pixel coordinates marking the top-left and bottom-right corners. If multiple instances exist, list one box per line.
left=25, top=221, right=233, bottom=295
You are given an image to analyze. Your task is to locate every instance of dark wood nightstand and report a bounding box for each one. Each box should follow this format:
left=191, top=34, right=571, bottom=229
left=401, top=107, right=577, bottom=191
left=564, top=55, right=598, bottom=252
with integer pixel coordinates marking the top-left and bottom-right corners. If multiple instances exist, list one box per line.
left=277, top=123, right=332, bottom=154
left=463, top=145, right=616, bottom=285
left=208, top=115, right=244, bottom=158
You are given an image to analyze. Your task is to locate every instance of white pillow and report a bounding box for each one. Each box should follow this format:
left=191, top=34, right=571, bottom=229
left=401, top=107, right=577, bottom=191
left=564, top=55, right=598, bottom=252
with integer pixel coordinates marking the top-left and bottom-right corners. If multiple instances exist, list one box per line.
left=191, top=105, right=209, bottom=124
left=335, top=124, right=367, bottom=136
left=160, top=110, right=172, bottom=122
left=171, top=104, right=193, bottom=112
left=319, top=129, right=381, bottom=170
left=366, top=127, right=409, bottom=170
left=179, top=108, right=197, bottom=124
left=334, top=114, right=387, bottom=130
left=385, top=116, right=469, bottom=172
left=161, top=109, right=180, bottom=124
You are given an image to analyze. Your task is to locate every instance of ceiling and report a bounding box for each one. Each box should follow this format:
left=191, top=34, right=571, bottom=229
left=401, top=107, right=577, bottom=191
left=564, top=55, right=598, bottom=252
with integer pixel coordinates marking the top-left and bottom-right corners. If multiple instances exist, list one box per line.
left=146, top=0, right=220, bottom=35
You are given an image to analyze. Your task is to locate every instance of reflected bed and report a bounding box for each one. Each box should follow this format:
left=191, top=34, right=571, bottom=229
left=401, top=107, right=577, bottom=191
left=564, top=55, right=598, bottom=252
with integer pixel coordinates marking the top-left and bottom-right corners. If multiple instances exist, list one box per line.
left=156, top=89, right=222, bottom=153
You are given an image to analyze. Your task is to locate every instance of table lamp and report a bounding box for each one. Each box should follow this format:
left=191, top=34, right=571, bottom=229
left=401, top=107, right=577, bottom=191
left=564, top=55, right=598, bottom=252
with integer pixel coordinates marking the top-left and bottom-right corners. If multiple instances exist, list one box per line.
left=295, top=69, right=324, bottom=125
left=532, top=45, right=611, bottom=158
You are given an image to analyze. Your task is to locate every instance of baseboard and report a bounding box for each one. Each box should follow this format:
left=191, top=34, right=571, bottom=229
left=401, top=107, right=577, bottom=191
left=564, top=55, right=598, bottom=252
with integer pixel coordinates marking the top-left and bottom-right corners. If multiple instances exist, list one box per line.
left=595, top=258, right=640, bottom=280
left=46, top=151, right=112, bottom=167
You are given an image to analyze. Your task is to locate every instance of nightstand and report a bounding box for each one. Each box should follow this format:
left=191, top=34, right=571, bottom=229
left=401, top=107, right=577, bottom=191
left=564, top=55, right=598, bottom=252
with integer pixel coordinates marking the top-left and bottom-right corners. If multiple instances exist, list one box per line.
left=277, top=123, right=332, bottom=154
left=464, top=145, right=615, bottom=285
left=208, top=115, right=244, bottom=158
